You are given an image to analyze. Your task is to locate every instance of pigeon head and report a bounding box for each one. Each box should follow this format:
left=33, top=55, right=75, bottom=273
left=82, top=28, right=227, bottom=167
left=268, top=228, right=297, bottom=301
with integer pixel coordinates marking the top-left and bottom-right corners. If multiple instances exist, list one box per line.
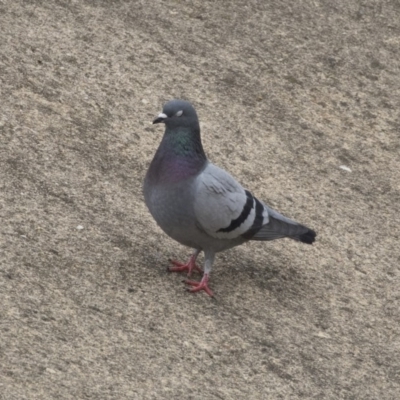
left=153, top=99, right=199, bottom=130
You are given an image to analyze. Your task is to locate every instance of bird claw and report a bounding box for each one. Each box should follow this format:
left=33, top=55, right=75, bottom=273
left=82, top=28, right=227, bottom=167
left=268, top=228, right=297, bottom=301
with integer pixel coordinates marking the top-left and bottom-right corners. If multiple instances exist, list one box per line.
left=184, top=274, right=213, bottom=297
left=168, top=258, right=202, bottom=277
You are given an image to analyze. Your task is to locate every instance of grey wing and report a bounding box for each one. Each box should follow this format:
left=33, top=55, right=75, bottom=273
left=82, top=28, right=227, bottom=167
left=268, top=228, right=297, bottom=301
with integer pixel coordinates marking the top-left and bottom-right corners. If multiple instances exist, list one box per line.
left=193, top=164, right=316, bottom=244
left=193, top=164, right=268, bottom=240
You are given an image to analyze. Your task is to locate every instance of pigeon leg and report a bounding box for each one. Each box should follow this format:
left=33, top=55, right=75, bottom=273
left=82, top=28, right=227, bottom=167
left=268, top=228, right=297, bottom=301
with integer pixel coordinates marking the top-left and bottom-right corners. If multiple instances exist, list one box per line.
left=184, top=251, right=215, bottom=297
left=168, top=249, right=202, bottom=276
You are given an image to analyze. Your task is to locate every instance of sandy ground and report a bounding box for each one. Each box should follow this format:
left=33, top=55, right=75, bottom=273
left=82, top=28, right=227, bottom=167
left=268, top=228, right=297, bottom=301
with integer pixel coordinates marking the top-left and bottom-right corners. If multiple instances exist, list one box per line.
left=1, top=1, right=399, bottom=399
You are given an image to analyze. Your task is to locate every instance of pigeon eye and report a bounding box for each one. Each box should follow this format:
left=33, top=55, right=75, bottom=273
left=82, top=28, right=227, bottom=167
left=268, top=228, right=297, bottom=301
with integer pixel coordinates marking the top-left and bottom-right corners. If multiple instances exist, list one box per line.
left=176, top=110, right=183, bottom=117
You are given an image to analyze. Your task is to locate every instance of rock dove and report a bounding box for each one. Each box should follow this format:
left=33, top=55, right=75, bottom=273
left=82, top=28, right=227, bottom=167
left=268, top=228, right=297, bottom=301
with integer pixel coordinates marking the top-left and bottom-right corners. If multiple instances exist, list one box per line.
left=144, top=99, right=316, bottom=296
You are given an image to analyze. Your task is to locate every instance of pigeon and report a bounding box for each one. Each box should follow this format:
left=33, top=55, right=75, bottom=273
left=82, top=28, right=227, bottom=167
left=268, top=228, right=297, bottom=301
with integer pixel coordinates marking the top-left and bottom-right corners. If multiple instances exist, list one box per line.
left=144, top=99, right=316, bottom=296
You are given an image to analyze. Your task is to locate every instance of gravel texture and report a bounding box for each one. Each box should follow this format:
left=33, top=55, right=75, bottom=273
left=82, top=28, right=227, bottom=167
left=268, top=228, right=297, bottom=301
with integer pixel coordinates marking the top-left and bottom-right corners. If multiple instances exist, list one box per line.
left=1, top=1, right=399, bottom=399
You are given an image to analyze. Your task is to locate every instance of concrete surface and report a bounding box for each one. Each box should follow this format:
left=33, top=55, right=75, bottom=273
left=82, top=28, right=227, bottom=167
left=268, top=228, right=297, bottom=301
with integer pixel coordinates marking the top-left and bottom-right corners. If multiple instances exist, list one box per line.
left=1, top=0, right=399, bottom=399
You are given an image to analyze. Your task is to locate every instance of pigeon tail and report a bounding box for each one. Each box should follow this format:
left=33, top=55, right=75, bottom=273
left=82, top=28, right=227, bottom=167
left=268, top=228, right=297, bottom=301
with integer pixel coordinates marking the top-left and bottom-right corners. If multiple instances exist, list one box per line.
left=248, top=214, right=316, bottom=244
left=297, top=228, right=317, bottom=244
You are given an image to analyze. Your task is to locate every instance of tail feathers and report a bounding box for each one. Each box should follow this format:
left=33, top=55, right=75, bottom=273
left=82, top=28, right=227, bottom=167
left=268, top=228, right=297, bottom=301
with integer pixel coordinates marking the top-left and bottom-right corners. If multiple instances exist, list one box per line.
left=248, top=214, right=316, bottom=244
left=298, top=228, right=317, bottom=244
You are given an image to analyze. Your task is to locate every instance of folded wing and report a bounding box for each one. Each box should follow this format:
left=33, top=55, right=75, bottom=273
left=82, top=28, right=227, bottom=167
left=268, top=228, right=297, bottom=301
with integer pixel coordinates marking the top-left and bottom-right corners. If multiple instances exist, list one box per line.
left=193, top=164, right=267, bottom=240
left=194, top=164, right=316, bottom=244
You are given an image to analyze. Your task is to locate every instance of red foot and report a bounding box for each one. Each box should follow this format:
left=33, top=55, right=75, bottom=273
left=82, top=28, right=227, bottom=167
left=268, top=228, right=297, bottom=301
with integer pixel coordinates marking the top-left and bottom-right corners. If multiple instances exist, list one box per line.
left=185, top=273, right=213, bottom=297
left=168, top=257, right=202, bottom=277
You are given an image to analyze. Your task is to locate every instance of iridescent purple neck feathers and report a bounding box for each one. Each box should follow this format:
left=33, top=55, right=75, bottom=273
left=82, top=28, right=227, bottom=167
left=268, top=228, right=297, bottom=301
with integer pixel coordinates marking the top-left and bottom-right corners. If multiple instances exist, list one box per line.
left=146, top=126, right=207, bottom=185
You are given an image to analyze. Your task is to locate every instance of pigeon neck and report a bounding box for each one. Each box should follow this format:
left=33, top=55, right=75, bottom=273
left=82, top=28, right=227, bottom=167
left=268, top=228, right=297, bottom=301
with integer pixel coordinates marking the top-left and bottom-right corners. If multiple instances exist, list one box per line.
left=149, top=125, right=207, bottom=184
left=163, top=125, right=206, bottom=158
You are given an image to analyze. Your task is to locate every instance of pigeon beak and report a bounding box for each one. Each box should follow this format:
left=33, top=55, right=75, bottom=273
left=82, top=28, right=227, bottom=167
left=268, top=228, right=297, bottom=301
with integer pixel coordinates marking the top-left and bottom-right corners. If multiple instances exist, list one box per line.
left=153, top=113, right=168, bottom=124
